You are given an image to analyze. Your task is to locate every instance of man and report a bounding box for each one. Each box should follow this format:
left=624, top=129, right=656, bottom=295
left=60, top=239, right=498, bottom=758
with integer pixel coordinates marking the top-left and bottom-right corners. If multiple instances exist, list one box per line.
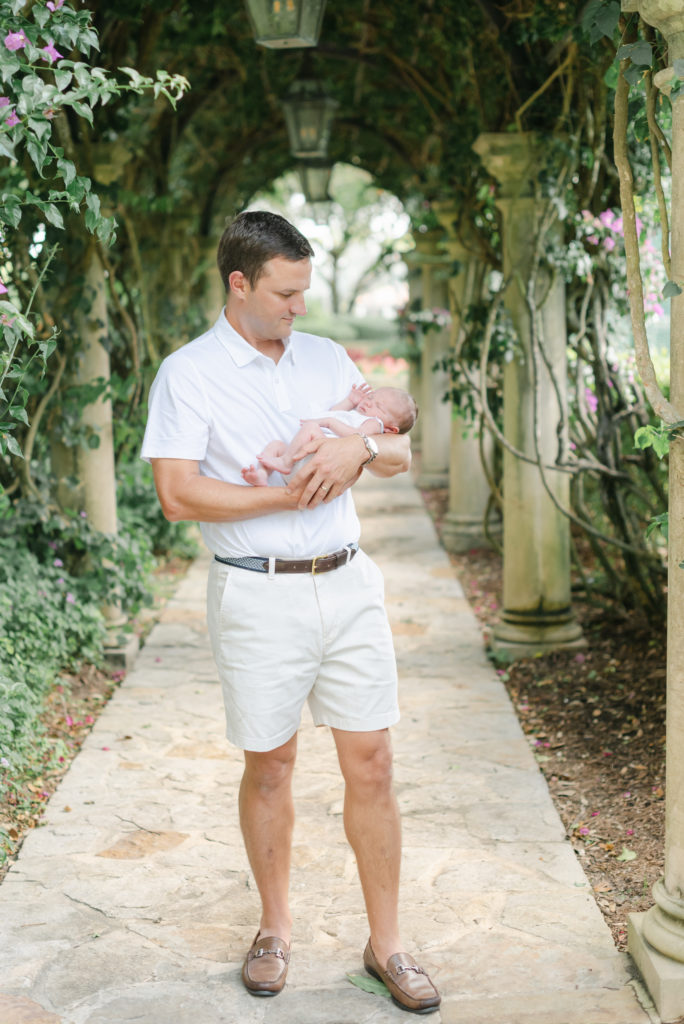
left=141, top=211, right=440, bottom=1015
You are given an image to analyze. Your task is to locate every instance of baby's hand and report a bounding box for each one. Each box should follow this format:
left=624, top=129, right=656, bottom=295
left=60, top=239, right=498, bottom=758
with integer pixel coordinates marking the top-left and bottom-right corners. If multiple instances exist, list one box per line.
left=349, top=382, right=373, bottom=407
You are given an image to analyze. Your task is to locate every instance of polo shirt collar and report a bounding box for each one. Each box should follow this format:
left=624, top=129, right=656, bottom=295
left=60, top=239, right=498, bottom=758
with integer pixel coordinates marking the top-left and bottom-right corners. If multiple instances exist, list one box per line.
left=214, top=309, right=297, bottom=367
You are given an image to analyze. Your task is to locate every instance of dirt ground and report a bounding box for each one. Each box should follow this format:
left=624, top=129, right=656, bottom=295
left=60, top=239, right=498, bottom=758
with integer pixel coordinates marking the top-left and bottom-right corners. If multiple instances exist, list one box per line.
left=422, top=486, right=667, bottom=953
left=0, top=498, right=668, bottom=955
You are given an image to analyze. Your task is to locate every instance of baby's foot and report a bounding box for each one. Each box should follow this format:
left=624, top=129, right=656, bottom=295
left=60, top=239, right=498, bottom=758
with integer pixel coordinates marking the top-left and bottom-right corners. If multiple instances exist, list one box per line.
left=258, top=453, right=293, bottom=474
left=242, top=464, right=269, bottom=487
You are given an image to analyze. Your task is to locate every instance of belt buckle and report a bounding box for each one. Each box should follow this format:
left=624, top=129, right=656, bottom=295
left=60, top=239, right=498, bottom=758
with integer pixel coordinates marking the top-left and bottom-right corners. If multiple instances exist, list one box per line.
left=311, top=554, right=322, bottom=575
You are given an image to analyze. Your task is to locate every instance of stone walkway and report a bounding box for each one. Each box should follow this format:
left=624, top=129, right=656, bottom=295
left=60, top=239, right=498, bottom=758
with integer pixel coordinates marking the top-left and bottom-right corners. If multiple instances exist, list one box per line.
left=0, top=472, right=658, bottom=1024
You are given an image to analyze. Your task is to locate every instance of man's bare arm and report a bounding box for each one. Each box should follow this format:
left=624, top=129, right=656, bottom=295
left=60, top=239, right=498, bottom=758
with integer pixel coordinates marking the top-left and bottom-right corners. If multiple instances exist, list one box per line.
left=151, top=458, right=304, bottom=523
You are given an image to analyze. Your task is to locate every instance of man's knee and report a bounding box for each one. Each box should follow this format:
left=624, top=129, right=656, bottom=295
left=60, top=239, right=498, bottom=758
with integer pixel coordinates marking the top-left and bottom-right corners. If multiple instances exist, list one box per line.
left=338, top=732, right=394, bottom=793
left=243, top=738, right=297, bottom=793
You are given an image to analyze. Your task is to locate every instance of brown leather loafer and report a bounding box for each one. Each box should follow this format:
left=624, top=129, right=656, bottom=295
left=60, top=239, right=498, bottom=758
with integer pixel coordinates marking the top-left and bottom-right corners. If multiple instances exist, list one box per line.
left=242, top=932, right=290, bottom=996
left=364, top=939, right=441, bottom=1014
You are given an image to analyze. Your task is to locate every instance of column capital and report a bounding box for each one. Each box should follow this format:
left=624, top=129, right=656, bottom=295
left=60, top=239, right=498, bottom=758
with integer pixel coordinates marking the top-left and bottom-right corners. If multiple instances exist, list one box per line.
left=628, top=2, right=684, bottom=60
left=431, top=201, right=472, bottom=261
left=410, top=226, right=447, bottom=260
left=473, top=131, right=541, bottom=198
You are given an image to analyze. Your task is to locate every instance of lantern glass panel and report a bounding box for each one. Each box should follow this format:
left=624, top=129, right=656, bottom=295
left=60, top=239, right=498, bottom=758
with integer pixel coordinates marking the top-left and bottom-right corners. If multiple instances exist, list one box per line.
left=298, top=161, right=332, bottom=203
left=244, top=0, right=326, bottom=48
left=282, top=80, right=338, bottom=159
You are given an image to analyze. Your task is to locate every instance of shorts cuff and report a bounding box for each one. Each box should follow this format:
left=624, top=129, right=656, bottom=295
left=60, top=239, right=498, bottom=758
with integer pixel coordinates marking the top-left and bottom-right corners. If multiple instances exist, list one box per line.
left=309, top=709, right=400, bottom=732
left=225, top=721, right=298, bottom=753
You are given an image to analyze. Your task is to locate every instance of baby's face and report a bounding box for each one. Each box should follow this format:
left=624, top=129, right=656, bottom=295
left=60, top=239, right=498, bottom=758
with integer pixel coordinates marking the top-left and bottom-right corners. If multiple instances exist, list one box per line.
left=357, top=388, right=404, bottom=430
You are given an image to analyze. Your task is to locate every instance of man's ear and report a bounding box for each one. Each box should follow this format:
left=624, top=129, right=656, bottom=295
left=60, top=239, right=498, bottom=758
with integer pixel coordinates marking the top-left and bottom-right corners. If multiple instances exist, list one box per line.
left=228, top=270, right=248, bottom=300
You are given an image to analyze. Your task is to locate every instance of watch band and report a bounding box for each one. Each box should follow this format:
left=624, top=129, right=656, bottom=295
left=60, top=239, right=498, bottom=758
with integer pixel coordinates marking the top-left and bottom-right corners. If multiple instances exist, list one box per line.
left=359, top=434, right=378, bottom=466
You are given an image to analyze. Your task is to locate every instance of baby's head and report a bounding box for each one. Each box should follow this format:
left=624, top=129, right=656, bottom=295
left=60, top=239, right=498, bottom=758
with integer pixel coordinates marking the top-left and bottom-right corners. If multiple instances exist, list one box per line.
left=357, top=386, right=418, bottom=435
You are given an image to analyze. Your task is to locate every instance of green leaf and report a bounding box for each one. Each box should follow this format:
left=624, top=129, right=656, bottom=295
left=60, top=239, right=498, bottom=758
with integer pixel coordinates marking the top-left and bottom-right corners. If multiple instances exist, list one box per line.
left=596, top=2, right=620, bottom=38
left=9, top=406, right=29, bottom=425
left=3, top=433, right=23, bottom=459
left=54, top=69, right=73, bottom=92
left=57, top=158, right=76, bottom=187
left=43, top=203, right=65, bottom=229
left=664, top=280, right=682, bottom=298
left=0, top=135, right=16, bottom=160
left=646, top=512, right=668, bottom=541
left=616, top=846, right=637, bottom=862
left=624, top=64, right=643, bottom=87
left=0, top=196, right=21, bottom=228
left=631, top=41, right=653, bottom=66
left=346, top=973, right=391, bottom=998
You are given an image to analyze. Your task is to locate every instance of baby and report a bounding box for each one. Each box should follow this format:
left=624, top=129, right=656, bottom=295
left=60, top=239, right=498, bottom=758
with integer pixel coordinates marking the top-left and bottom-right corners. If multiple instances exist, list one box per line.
left=241, top=383, right=418, bottom=486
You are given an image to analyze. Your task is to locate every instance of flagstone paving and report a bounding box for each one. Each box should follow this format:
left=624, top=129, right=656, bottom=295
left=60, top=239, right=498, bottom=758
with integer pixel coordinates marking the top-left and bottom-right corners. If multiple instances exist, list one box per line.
left=0, top=472, right=658, bottom=1023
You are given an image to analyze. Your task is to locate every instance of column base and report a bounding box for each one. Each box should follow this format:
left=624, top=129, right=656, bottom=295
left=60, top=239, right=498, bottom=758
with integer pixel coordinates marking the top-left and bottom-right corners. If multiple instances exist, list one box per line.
left=441, top=513, right=496, bottom=553
left=629, top=910, right=684, bottom=1021
left=491, top=613, right=585, bottom=659
left=416, top=469, right=449, bottom=489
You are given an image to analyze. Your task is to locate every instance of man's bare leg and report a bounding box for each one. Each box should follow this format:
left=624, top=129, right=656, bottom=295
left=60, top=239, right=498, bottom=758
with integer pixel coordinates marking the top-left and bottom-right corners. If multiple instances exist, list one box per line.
left=239, top=733, right=298, bottom=942
left=331, top=728, right=403, bottom=966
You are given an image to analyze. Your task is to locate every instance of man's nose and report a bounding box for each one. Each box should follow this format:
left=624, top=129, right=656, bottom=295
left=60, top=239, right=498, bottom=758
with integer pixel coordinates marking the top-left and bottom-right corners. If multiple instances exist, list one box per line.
left=291, top=294, right=307, bottom=316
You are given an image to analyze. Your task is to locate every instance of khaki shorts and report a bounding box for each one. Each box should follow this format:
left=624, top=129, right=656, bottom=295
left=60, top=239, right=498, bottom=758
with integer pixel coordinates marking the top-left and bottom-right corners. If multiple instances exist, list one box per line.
left=206, top=548, right=399, bottom=752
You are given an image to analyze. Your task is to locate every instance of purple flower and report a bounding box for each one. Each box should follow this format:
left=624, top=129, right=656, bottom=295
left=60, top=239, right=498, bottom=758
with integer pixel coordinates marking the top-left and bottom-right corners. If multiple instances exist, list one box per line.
left=65, top=592, right=76, bottom=604
left=4, top=111, right=20, bottom=127
left=0, top=282, right=7, bottom=295
left=4, top=31, right=28, bottom=51
left=0, top=97, right=9, bottom=108
left=41, top=41, right=63, bottom=63
left=80, top=510, right=87, bottom=518
left=56, top=576, right=64, bottom=584
left=47, top=0, right=65, bottom=9
left=584, top=388, right=598, bottom=414
left=53, top=557, right=63, bottom=567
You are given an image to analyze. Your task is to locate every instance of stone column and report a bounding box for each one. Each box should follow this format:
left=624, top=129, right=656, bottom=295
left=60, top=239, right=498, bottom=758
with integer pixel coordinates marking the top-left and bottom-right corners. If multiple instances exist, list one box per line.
left=411, top=228, right=452, bottom=489
left=51, top=245, right=124, bottom=629
left=433, top=201, right=494, bottom=551
left=473, top=132, right=582, bottom=655
left=401, top=249, right=424, bottom=449
left=626, top=5, right=684, bottom=1019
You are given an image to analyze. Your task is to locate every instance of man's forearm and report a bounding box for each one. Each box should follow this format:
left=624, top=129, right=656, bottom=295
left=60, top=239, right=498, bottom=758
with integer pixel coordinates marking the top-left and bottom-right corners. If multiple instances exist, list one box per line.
left=151, top=459, right=298, bottom=523
left=363, top=432, right=412, bottom=477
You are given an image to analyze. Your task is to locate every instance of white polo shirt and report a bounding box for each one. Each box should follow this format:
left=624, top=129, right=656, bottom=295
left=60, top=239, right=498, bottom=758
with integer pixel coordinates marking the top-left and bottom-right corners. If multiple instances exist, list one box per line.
left=141, top=310, right=365, bottom=558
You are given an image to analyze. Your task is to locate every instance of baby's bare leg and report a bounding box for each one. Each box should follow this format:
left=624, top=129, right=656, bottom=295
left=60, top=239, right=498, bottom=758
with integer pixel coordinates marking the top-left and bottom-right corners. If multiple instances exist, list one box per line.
left=259, top=425, right=323, bottom=473
left=241, top=463, right=270, bottom=487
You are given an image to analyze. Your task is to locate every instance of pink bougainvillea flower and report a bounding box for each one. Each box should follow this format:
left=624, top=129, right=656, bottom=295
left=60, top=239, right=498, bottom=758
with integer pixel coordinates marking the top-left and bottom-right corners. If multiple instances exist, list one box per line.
left=4, top=30, right=28, bottom=50
left=44, top=107, right=56, bottom=119
left=584, top=388, right=598, bottom=414
left=0, top=282, right=8, bottom=295
left=53, top=557, right=63, bottom=567
left=0, top=97, right=9, bottom=108
left=47, top=0, right=65, bottom=9
left=4, top=111, right=20, bottom=127
left=65, top=592, right=76, bottom=604
left=41, top=41, right=63, bottom=63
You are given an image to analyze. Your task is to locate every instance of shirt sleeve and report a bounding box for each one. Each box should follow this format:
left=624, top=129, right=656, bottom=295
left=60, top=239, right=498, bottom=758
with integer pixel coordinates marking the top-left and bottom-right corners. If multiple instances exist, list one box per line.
left=140, top=354, right=211, bottom=462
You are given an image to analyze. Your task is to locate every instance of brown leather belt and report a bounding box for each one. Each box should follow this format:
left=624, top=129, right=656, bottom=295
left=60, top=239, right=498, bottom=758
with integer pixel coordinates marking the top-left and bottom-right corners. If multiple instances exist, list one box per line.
left=214, top=544, right=358, bottom=575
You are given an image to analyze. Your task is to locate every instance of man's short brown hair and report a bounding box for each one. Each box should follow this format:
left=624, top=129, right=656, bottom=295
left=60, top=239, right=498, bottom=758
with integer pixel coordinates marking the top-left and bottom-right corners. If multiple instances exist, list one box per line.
left=217, top=211, right=315, bottom=291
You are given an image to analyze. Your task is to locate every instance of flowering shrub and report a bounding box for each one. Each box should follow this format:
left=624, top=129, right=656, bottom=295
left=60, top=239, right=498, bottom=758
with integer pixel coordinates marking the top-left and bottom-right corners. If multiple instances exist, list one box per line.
left=0, top=0, right=188, bottom=458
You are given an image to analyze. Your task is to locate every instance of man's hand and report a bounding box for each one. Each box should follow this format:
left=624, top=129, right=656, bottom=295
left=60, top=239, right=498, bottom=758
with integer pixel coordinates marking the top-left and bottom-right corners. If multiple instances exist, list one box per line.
left=288, top=434, right=366, bottom=509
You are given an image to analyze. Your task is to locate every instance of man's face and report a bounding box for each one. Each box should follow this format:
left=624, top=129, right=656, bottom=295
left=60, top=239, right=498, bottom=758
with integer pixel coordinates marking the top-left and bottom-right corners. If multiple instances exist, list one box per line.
left=241, top=256, right=311, bottom=341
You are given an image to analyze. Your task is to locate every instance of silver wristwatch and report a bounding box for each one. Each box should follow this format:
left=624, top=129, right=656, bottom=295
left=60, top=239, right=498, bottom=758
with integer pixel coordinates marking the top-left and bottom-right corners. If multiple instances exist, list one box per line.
left=359, top=434, right=379, bottom=466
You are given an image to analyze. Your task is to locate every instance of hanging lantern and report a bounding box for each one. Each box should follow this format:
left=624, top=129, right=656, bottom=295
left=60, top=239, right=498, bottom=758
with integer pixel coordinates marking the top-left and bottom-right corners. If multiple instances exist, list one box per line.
left=298, top=159, right=333, bottom=203
left=243, top=0, right=327, bottom=49
left=282, top=78, right=338, bottom=159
